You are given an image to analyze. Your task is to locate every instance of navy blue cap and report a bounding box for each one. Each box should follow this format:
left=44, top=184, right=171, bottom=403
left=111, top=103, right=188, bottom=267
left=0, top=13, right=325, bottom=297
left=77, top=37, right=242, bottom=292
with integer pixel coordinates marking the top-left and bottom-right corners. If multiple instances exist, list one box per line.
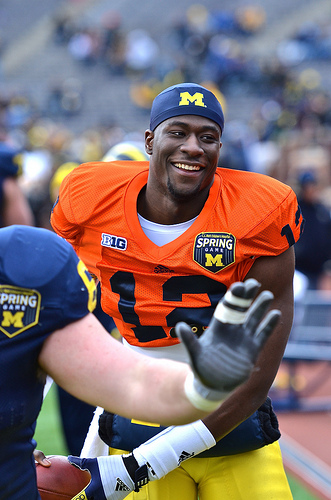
left=150, top=83, right=224, bottom=132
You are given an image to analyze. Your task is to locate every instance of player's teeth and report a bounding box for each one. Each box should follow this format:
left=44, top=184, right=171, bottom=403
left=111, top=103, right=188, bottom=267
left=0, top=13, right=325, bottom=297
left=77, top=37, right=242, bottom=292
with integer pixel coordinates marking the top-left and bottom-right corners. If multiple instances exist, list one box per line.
left=174, top=163, right=200, bottom=171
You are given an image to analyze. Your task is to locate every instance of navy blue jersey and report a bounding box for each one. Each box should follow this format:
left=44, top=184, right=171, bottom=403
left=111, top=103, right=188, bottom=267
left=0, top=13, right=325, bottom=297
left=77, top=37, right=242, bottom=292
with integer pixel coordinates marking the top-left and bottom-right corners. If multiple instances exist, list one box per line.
left=0, top=225, right=96, bottom=499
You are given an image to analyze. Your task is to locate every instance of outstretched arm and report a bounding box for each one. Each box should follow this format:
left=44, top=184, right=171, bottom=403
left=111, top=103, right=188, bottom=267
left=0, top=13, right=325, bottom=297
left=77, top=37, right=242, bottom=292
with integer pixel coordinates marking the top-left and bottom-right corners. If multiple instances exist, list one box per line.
left=39, top=276, right=278, bottom=428
left=38, top=313, right=202, bottom=426
left=46, top=279, right=281, bottom=500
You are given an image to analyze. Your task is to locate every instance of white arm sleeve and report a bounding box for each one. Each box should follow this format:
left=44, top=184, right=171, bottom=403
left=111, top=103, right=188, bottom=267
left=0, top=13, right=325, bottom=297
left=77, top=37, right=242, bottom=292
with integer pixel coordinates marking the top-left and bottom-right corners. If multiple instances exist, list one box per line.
left=133, top=420, right=216, bottom=480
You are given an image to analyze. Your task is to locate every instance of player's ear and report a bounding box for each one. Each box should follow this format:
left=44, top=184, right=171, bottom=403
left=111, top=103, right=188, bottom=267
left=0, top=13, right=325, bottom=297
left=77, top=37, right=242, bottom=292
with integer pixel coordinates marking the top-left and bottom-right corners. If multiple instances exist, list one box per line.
left=145, top=129, right=154, bottom=155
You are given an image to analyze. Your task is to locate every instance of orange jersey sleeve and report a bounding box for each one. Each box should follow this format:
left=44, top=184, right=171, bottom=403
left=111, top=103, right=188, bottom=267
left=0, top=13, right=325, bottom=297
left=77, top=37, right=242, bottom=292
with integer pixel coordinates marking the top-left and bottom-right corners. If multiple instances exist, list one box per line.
left=51, top=160, right=149, bottom=279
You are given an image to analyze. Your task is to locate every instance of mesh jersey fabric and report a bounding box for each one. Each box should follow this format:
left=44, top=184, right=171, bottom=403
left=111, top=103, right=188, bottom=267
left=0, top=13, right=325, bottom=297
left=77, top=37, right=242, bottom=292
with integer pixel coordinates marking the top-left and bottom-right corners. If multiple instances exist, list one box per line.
left=51, top=161, right=303, bottom=348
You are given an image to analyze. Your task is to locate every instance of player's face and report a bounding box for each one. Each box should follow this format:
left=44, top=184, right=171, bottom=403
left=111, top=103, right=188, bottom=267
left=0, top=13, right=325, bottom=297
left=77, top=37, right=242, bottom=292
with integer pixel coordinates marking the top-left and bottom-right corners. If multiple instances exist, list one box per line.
left=146, top=115, right=222, bottom=201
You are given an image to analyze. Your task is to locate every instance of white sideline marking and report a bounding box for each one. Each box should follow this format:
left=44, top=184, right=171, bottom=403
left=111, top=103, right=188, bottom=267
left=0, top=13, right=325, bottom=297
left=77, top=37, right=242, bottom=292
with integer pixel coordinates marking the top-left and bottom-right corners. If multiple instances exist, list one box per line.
left=280, top=433, right=331, bottom=499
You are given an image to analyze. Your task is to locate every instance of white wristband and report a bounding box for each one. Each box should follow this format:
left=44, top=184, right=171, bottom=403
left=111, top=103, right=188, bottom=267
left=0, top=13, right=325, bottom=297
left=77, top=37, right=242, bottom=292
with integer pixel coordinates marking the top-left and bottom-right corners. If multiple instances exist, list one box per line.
left=95, top=454, right=134, bottom=500
left=184, top=371, right=225, bottom=412
left=133, top=420, right=216, bottom=480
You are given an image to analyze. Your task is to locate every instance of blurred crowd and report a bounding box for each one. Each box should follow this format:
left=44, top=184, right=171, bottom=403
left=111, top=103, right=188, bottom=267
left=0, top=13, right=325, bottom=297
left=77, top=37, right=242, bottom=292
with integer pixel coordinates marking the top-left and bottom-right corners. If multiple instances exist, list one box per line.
left=0, top=3, right=331, bottom=292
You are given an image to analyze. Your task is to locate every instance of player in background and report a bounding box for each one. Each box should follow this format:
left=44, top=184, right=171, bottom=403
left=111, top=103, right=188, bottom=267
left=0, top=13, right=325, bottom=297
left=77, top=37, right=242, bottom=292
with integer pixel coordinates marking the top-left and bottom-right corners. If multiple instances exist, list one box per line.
left=51, top=83, right=304, bottom=499
left=102, top=141, right=149, bottom=162
left=0, top=142, right=34, bottom=227
left=0, top=224, right=277, bottom=499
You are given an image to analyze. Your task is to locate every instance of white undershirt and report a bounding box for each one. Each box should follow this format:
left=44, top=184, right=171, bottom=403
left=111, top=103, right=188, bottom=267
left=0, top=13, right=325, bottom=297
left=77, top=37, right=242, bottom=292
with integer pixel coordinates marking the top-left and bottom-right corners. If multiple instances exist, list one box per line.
left=125, top=213, right=197, bottom=361
left=137, top=213, right=197, bottom=246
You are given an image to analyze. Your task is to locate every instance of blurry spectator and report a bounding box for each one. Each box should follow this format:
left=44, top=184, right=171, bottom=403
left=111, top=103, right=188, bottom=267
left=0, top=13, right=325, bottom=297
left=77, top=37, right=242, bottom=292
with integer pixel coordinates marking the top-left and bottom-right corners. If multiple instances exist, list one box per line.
left=47, top=82, right=66, bottom=117
left=5, top=94, right=36, bottom=129
left=0, top=142, right=34, bottom=227
left=68, top=27, right=100, bottom=65
left=100, top=10, right=126, bottom=74
left=19, top=141, right=53, bottom=229
left=124, top=29, right=159, bottom=76
left=234, top=5, right=266, bottom=35
left=53, top=11, right=76, bottom=44
left=47, top=78, right=83, bottom=117
left=69, top=129, right=104, bottom=163
left=219, top=120, right=252, bottom=171
left=295, top=171, right=331, bottom=289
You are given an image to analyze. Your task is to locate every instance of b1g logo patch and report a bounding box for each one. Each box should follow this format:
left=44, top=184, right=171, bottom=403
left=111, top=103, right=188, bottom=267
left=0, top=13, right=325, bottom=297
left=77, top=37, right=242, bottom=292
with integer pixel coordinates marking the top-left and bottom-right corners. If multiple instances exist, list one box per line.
left=0, top=285, right=41, bottom=338
left=193, top=233, right=236, bottom=273
left=101, top=233, right=127, bottom=251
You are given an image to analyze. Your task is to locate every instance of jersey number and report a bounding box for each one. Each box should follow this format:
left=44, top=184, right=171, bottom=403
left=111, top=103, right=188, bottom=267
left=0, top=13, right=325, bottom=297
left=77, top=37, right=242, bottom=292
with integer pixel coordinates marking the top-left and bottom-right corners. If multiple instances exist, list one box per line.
left=110, top=272, right=226, bottom=343
left=281, top=205, right=304, bottom=247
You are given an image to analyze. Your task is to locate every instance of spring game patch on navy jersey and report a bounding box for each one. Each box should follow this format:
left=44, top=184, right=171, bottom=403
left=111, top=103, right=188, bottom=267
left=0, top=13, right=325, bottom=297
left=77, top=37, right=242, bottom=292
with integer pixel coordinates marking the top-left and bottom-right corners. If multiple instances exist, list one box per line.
left=193, top=232, right=236, bottom=273
left=0, top=285, right=41, bottom=338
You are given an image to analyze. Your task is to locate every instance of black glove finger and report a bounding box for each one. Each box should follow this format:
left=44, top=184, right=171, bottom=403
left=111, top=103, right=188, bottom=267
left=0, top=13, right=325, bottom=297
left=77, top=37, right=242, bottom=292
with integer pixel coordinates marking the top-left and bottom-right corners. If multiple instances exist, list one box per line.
left=254, top=309, right=281, bottom=347
left=175, top=321, right=201, bottom=365
left=230, top=278, right=261, bottom=300
left=244, top=290, right=274, bottom=334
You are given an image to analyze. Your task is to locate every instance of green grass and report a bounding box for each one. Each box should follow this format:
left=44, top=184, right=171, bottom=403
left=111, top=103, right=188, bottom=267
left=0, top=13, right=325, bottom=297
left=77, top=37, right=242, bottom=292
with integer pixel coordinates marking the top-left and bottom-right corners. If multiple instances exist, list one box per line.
left=35, top=387, right=321, bottom=499
left=34, top=383, right=68, bottom=456
left=287, top=476, right=320, bottom=500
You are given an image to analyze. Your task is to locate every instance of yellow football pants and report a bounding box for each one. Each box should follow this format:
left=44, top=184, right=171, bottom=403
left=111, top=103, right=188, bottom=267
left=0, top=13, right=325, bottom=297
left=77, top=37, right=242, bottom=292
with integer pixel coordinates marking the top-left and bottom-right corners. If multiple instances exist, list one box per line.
left=109, top=441, right=292, bottom=499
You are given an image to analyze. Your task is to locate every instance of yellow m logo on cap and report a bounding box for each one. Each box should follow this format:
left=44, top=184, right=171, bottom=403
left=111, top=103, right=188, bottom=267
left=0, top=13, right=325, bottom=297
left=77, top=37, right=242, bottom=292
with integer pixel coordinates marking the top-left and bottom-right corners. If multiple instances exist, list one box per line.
left=179, top=92, right=206, bottom=108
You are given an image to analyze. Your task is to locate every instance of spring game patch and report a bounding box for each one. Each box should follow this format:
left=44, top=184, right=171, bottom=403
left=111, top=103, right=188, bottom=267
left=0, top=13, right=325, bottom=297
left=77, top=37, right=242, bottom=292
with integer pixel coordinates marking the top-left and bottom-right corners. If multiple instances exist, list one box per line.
left=0, top=285, right=41, bottom=338
left=193, top=232, right=236, bottom=273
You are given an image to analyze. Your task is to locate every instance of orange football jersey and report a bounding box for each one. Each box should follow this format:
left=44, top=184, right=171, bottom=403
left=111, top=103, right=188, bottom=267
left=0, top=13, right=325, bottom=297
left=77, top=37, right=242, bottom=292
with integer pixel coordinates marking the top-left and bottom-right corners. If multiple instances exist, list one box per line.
left=51, top=161, right=303, bottom=347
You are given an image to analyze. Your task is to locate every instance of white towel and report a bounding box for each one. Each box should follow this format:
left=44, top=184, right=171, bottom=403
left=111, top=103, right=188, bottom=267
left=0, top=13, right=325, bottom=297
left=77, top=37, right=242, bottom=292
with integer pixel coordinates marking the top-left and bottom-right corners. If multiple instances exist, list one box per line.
left=80, top=406, right=109, bottom=457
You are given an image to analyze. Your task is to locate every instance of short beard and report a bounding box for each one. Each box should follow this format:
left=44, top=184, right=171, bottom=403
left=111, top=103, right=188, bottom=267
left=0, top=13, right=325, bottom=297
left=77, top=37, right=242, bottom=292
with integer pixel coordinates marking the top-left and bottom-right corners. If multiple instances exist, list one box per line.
left=167, top=178, right=201, bottom=201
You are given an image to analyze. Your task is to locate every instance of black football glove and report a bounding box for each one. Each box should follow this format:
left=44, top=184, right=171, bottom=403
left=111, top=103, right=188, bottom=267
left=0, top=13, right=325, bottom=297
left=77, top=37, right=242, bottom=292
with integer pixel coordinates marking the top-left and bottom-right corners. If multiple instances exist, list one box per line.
left=176, top=279, right=280, bottom=409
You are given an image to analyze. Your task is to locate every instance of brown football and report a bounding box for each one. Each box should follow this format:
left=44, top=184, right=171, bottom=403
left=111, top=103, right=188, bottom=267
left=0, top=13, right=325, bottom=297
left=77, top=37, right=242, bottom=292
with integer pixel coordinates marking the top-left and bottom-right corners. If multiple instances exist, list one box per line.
left=36, top=455, right=91, bottom=500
